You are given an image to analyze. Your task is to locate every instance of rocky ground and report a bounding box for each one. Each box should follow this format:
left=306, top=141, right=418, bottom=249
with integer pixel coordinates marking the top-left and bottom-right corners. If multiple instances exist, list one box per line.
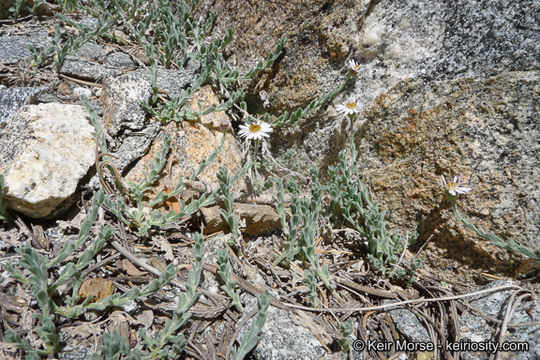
left=0, top=1, right=539, bottom=359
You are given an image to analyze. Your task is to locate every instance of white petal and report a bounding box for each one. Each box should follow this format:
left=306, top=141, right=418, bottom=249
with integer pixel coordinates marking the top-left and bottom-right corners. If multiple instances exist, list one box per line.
left=238, top=128, right=250, bottom=138
left=261, top=123, right=273, bottom=132
left=348, top=59, right=359, bottom=70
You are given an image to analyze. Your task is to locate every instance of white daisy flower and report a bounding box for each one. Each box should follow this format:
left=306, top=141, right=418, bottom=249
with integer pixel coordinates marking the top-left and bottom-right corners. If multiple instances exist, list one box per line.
left=336, top=100, right=361, bottom=116
left=347, top=59, right=360, bottom=75
left=441, top=175, right=472, bottom=196
left=238, top=120, right=273, bottom=140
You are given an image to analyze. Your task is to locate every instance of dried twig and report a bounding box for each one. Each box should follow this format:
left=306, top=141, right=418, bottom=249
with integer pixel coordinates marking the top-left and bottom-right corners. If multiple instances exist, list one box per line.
left=279, top=284, right=528, bottom=313
left=226, top=309, right=258, bottom=359
left=491, top=291, right=531, bottom=360
left=59, top=73, right=103, bottom=87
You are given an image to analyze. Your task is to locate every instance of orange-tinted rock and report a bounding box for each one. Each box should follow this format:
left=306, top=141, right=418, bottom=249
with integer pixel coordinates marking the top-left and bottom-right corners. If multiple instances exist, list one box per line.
left=356, top=72, right=540, bottom=277
left=79, top=278, right=115, bottom=302
left=125, top=86, right=245, bottom=204
left=197, top=0, right=360, bottom=112
left=201, top=203, right=280, bottom=236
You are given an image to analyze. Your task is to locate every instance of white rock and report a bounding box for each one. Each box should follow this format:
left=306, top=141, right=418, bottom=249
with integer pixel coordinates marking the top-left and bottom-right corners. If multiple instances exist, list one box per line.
left=0, top=103, right=96, bottom=218
left=73, top=87, right=92, bottom=98
left=120, top=299, right=138, bottom=313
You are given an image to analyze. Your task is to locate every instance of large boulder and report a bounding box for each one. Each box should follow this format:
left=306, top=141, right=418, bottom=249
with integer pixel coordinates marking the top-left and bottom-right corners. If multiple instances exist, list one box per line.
left=358, top=71, right=540, bottom=276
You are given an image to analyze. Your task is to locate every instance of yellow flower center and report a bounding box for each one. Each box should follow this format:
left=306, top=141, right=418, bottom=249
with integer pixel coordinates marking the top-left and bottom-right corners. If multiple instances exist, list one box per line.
left=446, top=182, right=458, bottom=192
left=249, top=124, right=261, bottom=133
left=346, top=102, right=357, bottom=109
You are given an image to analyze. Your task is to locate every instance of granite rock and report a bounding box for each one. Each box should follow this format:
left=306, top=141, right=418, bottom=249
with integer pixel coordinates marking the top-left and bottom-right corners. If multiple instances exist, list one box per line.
left=108, top=122, right=161, bottom=173
left=100, top=72, right=152, bottom=136
left=203, top=0, right=540, bottom=174
left=458, top=281, right=539, bottom=360
left=199, top=0, right=351, bottom=112
left=129, top=61, right=199, bottom=99
left=357, top=71, right=540, bottom=275
left=0, top=29, right=51, bottom=64
left=388, top=307, right=430, bottom=344
left=60, top=60, right=125, bottom=83
left=125, top=86, right=245, bottom=200
left=240, top=295, right=328, bottom=360
left=60, top=42, right=136, bottom=82
left=103, top=51, right=135, bottom=68
left=0, top=86, right=45, bottom=125
left=68, top=41, right=110, bottom=62
left=201, top=203, right=280, bottom=236
left=0, top=103, right=96, bottom=218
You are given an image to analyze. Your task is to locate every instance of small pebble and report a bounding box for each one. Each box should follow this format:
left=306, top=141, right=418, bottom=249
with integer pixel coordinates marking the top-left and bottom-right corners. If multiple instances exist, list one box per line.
left=73, top=87, right=92, bottom=98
